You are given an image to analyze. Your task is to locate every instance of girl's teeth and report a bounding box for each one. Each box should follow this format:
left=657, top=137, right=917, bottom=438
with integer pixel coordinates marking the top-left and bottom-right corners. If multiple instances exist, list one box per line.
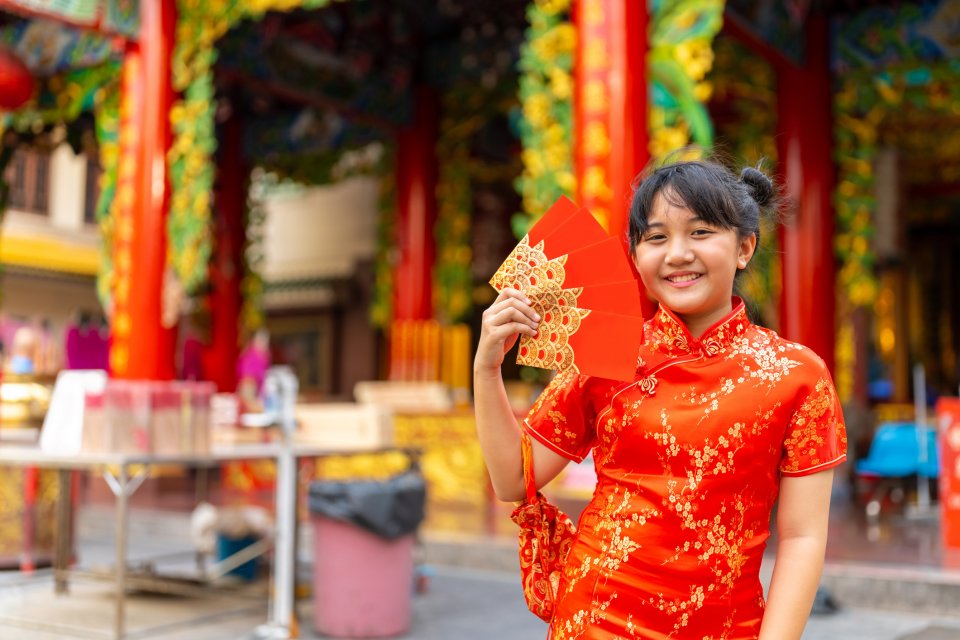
left=669, top=274, right=700, bottom=282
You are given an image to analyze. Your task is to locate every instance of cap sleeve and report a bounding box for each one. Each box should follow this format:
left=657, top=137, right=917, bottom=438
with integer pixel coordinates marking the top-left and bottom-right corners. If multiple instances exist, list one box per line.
left=523, top=368, right=597, bottom=463
left=779, top=364, right=848, bottom=477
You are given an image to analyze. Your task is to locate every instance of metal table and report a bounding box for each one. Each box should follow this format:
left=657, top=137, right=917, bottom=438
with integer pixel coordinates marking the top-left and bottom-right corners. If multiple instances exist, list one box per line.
left=0, top=441, right=393, bottom=639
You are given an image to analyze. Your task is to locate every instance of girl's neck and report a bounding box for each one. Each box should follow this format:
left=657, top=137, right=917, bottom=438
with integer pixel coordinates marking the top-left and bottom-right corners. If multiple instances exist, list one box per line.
left=671, top=302, right=734, bottom=339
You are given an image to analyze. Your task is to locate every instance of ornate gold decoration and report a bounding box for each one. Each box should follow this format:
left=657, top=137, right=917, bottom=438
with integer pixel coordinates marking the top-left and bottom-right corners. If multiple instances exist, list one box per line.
left=517, top=288, right=589, bottom=371
left=0, top=468, right=60, bottom=566
left=490, top=236, right=567, bottom=292
left=391, top=413, right=486, bottom=509
left=491, top=235, right=591, bottom=372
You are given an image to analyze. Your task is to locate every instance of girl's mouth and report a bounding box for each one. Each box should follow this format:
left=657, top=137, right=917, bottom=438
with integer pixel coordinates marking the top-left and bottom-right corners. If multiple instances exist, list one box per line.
left=664, top=273, right=703, bottom=287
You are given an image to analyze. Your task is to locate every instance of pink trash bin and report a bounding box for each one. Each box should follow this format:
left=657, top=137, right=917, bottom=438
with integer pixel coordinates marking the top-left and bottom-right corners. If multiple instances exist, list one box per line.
left=311, top=515, right=415, bottom=638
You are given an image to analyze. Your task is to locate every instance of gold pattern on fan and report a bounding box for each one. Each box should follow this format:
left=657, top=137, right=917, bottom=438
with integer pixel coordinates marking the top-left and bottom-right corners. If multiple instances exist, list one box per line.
left=489, top=236, right=567, bottom=292
left=489, top=242, right=524, bottom=291
left=517, top=287, right=591, bottom=371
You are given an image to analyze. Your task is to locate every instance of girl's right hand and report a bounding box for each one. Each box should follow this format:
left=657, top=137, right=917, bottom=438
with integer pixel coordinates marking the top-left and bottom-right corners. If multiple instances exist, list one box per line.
left=474, top=288, right=540, bottom=374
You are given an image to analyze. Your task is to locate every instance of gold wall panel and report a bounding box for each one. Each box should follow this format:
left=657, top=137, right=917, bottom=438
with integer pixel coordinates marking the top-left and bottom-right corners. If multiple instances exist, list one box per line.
left=0, top=466, right=61, bottom=567
left=221, top=413, right=491, bottom=534
left=392, top=412, right=487, bottom=507
left=309, top=415, right=487, bottom=500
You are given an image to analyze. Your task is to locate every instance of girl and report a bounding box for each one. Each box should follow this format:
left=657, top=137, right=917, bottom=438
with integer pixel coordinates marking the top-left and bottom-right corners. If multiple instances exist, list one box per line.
left=474, top=160, right=847, bottom=639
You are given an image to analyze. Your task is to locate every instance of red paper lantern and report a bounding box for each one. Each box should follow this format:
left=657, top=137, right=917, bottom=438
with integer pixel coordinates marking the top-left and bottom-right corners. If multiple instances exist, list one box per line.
left=0, top=46, right=34, bottom=110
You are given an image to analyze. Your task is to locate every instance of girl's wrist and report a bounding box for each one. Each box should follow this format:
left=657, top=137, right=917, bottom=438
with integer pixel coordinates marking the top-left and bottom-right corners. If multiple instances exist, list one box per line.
left=473, top=364, right=503, bottom=380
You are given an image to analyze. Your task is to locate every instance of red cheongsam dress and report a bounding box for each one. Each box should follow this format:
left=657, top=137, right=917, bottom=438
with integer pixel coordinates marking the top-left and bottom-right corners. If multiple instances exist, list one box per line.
left=524, top=299, right=847, bottom=640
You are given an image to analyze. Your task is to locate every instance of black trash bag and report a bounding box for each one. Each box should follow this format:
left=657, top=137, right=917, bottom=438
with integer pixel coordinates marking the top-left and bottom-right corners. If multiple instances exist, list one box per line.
left=308, top=470, right=427, bottom=539
left=810, top=586, right=840, bottom=616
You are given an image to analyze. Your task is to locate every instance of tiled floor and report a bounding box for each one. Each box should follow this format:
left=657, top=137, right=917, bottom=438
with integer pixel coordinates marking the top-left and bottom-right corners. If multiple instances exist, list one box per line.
left=824, top=489, right=953, bottom=569
left=1, top=563, right=959, bottom=639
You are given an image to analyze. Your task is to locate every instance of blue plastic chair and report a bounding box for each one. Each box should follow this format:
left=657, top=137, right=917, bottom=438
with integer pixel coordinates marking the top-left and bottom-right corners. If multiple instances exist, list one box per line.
left=856, top=422, right=920, bottom=477
left=856, top=422, right=939, bottom=519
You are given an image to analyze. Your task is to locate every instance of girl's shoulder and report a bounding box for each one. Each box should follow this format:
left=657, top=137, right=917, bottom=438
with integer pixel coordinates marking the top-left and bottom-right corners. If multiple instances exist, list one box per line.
left=743, top=324, right=833, bottom=381
left=529, top=370, right=627, bottom=424
left=533, top=368, right=622, bottom=402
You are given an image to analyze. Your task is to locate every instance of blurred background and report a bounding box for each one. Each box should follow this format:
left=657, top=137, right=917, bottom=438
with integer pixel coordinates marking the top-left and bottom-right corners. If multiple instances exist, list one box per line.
left=0, top=0, right=958, bottom=638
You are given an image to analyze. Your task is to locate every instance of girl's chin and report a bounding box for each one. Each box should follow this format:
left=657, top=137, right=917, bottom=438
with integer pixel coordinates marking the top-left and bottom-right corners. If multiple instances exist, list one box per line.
left=654, top=289, right=707, bottom=308
left=654, top=293, right=723, bottom=317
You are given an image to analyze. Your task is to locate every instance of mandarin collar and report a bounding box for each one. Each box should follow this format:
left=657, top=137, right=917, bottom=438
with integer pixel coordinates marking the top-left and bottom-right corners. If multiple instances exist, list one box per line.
left=645, top=298, right=750, bottom=358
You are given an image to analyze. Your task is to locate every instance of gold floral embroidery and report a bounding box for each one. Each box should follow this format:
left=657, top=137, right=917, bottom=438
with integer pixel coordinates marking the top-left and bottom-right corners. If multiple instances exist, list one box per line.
left=646, top=301, right=750, bottom=358
left=554, top=491, right=658, bottom=640
left=780, top=376, right=847, bottom=473
left=554, top=593, right=619, bottom=640
left=703, top=337, right=722, bottom=355
left=731, top=331, right=805, bottom=389
left=638, top=375, right=657, bottom=395
left=528, top=369, right=577, bottom=416
left=527, top=369, right=588, bottom=455
left=641, top=403, right=757, bottom=633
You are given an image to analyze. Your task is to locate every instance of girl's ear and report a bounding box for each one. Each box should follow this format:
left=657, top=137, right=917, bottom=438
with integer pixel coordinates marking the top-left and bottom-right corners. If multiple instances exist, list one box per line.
left=630, top=242, right=643, bottom=273
left=737, top=233, right=757, bottom=270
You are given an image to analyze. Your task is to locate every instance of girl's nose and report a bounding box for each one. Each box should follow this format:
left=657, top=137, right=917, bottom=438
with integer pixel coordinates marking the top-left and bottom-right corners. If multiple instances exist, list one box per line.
left=664, top=238, right=694, bottom=265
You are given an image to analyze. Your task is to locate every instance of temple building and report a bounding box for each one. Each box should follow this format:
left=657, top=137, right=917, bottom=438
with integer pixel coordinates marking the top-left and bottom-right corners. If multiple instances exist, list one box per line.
left=0, top=0, right=957, bottom=547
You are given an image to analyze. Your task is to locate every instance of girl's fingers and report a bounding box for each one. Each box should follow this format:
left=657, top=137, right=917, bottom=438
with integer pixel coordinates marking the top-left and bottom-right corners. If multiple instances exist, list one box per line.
left=491, top=321, right=538, bottom=339
left=484, top=295, right=540, bottom=326
left=495, top=287, right=531, bottom=305
left=475, top=290, right=540, bottom=369
left=489, top=306, right=539, bottom=331
left=475, top=318, right=536, bottom=366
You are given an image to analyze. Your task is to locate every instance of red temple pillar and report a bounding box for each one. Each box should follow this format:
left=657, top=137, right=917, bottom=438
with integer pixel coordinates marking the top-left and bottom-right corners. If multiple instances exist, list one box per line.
left=574, top=0, right=653, bottom=314
left=393, top=87, right=439, bottom=321
left=574, top=0, right=648, bottom=241
left=110, top=0, right=177, bottom=379
left=201, top=115, right=247, bottom=391
left=777, top=15, right=835, bottom=371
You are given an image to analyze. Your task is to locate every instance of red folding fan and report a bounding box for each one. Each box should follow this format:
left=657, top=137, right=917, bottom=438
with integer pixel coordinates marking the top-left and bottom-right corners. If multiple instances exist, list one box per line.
left=490, top=197, right=645, bottom=381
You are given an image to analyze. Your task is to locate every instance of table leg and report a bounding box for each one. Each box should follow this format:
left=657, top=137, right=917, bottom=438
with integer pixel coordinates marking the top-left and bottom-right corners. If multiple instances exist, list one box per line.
left=270, top=445, right=297, bottom=636
left=53, top=469, right=73, bottom=594
left=114, top=464, right=129, bottom=640
left=196, top=466, right=210, bottom=503
left=195, top=467, right=209, bottom=574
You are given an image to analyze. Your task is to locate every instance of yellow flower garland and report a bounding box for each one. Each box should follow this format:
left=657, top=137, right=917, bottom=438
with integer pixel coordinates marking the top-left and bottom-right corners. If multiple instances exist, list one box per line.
left=515, top=0, right=574, bottom=235
left=648, top=0, right=723, bottom=162
left=169, top=0, right=335, bottom=328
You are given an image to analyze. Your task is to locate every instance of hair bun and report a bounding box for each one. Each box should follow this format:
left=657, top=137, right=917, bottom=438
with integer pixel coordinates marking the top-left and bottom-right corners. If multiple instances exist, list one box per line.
left=740, top=167, right=773, bottom=207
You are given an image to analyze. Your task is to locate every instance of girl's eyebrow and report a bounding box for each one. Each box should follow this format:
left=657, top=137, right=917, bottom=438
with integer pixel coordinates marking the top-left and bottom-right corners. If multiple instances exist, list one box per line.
left=647, top=215, right=706, bottom=228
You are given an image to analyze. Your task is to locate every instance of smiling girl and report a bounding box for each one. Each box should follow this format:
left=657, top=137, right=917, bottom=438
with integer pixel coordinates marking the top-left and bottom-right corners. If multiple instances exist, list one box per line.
left=474, top=159, right=847, bottom=639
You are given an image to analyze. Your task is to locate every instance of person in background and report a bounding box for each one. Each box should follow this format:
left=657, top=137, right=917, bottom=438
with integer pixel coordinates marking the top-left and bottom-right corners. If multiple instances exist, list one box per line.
left=64, top=311, right=108, bottom=371
left=236, top=328, right=271, bottom=412
left=8, top=326, right=37, bottom=375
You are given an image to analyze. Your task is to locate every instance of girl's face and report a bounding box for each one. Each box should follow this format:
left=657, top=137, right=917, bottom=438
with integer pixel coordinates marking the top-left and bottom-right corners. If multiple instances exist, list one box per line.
left=632, top=191, right=756, bottom=335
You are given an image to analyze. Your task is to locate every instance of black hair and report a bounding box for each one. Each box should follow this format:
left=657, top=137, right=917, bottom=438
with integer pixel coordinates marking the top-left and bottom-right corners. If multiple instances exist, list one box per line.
left=628, top=158, right=776, bottom=257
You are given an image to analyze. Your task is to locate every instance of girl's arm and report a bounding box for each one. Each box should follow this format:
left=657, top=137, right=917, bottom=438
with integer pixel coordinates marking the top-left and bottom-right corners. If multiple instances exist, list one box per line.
left=758, top=470, right=836, bottom=640
left=474, top=288, right=571, bottom=502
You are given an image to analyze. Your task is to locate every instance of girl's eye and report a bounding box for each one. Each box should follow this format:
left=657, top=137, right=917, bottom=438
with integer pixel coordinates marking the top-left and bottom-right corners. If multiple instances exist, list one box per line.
left=692, top=229, right=714, bottom=237
left=644, top=234, right=666, bottom=242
